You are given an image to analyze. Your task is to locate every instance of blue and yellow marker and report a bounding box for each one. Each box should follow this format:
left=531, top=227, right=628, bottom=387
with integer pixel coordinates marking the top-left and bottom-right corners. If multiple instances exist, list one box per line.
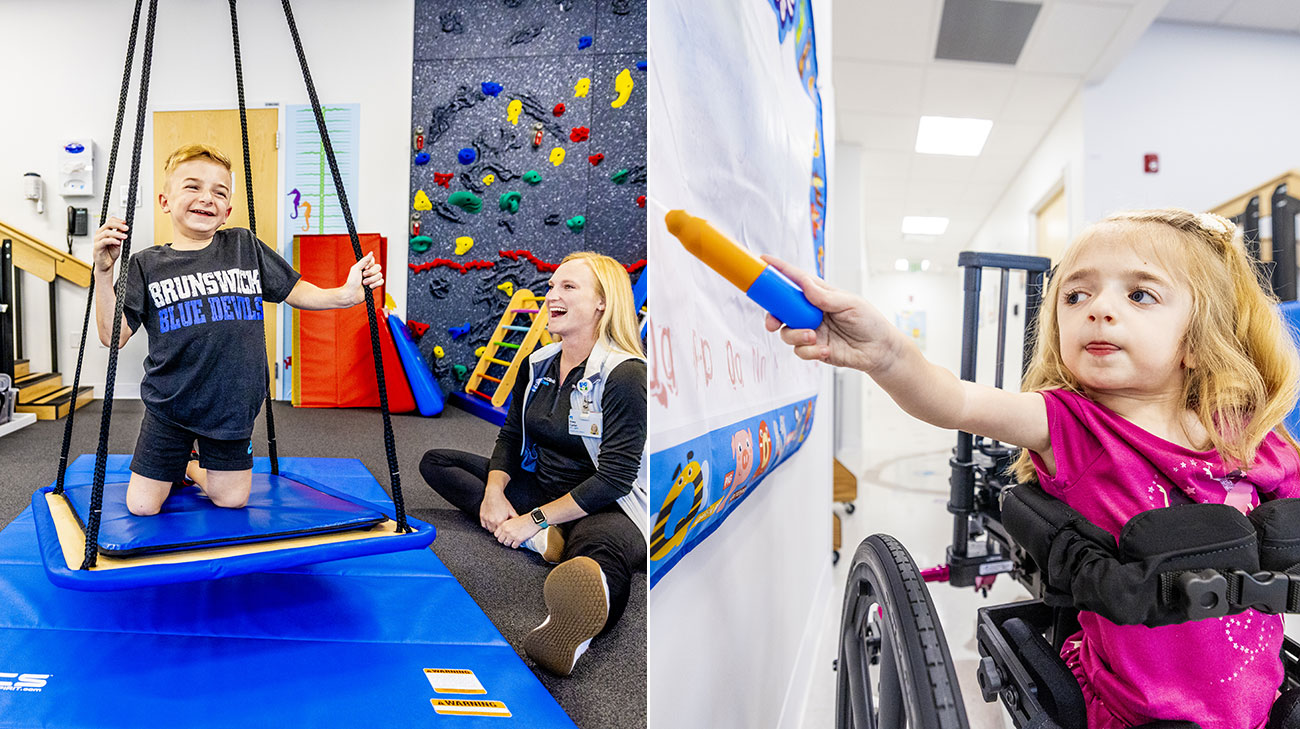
left=665, top=210, right=824, bottom=330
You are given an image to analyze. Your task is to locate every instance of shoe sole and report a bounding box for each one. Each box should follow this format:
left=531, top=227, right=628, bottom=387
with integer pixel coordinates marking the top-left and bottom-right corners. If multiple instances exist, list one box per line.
left=524, top=556, right=608, bottom=676
left=542, top=526, right=565, bottom=563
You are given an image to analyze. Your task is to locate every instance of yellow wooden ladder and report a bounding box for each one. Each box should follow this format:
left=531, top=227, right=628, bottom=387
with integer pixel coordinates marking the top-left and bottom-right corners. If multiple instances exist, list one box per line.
left=465, top=289, right=552, bottom=407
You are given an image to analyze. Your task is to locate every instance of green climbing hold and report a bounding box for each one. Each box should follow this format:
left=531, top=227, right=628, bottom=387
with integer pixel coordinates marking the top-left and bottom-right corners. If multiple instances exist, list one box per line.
left=447, top=190, right=483, bottom=214
left=611, top=168, right=629, bottom=184
left=566, top=215, right=586, bottom=234
left=410, top=235, right=433, bottom=252
left=499, top=191, right=522, bottom=214
left=453, top=364, right=469, bottom=381
left=523, top=170, right=543, bottom=186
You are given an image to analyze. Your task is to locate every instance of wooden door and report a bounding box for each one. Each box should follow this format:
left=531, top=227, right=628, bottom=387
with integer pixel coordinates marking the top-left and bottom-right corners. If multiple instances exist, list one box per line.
left=152, top=108, right=279, bottom=389
left=1035, top=184, right=1068, bottom=264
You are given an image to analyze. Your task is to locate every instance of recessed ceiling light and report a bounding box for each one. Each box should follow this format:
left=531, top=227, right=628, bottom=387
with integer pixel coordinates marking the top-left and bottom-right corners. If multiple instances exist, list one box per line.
left=895, top=258, right=909, bottom=272
left=902, top=216, right=949, bottom=236
left=915, top=116, right=992, bottom=156
left=921, top=259, right=931, bottom=271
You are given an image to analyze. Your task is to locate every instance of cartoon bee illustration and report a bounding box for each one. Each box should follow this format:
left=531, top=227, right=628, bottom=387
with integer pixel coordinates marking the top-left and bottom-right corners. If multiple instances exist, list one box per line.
left=650, top=450, right=708, bottom=562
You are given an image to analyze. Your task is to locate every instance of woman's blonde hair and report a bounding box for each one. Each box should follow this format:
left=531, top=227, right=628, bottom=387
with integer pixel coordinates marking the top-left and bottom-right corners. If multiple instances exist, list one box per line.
left=1011, top=208, right=1300, bottom=483
left=557, top=251, right=644, bottom=357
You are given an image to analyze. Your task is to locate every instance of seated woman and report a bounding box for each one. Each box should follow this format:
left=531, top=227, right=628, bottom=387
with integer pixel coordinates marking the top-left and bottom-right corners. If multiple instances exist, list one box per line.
left=419, top=251, right=647, bottom=676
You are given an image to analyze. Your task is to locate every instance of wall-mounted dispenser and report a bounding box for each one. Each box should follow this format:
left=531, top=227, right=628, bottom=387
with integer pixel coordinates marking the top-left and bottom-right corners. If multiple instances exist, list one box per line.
left=59, top=139, right=94, bottom=197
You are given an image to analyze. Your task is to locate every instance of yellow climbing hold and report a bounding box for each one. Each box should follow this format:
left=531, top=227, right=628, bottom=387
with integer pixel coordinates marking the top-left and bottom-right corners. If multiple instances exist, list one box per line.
left=574, top=77, right=591, bottom=97
left=507, top=99, right=522, bottom=125
left=550, top=147, right=566, bottom=166
left=433, top=346, right=445, bottom=359
left=475, top=346, right=487, bottom=358
left=384, top=293, right=396, bottom=310
left=611, top=68, right=633, bottom=108
left=455, top=236, right=474, bottom=255
left=482, top=173, right=495, bottom=186
left=497, top=281, right=515, bottom=296
left=413, top=189, right=432, bottom=211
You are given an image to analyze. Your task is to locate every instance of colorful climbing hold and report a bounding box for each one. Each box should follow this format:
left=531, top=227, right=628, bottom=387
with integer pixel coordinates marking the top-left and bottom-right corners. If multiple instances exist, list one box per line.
left=448, top=191, right=483, bottom=214
left=578, top=35, right=592, bottom=50
left=408, top=320, right=430, bottom=337
left=414, top=151, right=431, bottom=165
left=566, top=215, right=586, bottom=234
left=475, top=346, right=487, bottom=357
left=531, top=122, right=544, bottom=149
left=410, top=235, right=433, bottom=253
left=588, top=153, right=604, bottom=166
left=482, top=173, right=495, bottom=186
left=450, top=323, right=471, bottom=339
left=413, top=125, right=424, bottom=151
left=569, top=126, right=590, bottom=143
left=497, top=281, right=515, bottom=296
left=455, top=236, right=474, bottom=255
left=637, top=195, right=646, bottom=208
left=507, top=99, right=522, bottom=125
left=457, top=147, right=477, bottom=164
left=550, top=147, right=566, bottom=166
left=481, top=81, right=503, bottom=97
left=433, top=172, right=453, bottom=188
left=433, top=346, right=445, bottom=359
left=523, top=170, right=542, bottom=186
left=611, top=68, right=633, bottom=108
left=453, top=364, right=468, bottom=381
left=413, top=190, right=433, bottom=211
left=574, top=78, right=591, bottom=97
left=410, top=213, right=422, bottom=237
left=499, top=191, right=522, bottom=214
left=553, top=103, right=566, bottom=117
left=611, top=168, right=629, bottom=184
left=636, top=59, right=646, bottom=71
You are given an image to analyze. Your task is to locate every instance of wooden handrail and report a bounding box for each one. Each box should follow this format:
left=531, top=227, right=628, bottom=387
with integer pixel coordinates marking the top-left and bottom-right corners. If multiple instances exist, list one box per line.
left=0, top=219, right=92, bottom=288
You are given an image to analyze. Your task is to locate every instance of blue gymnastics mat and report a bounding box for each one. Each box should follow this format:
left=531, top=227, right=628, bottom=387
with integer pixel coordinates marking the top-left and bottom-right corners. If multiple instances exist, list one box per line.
left=0, top=455, right=577, bottom=728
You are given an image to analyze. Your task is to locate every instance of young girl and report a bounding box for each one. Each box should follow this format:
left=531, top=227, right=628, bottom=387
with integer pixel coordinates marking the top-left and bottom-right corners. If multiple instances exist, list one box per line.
left=765, top=209, right=1300, bottom=729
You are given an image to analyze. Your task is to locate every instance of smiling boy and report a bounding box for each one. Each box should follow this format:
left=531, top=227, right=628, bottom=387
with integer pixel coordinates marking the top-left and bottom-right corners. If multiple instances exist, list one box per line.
left=92, top=144, right=383, bottom=516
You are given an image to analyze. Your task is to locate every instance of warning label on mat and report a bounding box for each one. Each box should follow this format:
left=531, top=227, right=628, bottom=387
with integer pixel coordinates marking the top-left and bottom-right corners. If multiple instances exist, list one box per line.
left=423, top=667, right=486, bottom=694
left=430, top=698, right=511, bottom=717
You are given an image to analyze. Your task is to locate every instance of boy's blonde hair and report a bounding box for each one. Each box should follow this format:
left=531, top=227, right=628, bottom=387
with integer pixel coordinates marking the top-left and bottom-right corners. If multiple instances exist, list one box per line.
left=1011, top=208, right=1300, bottom=483
left=556, top=252, right=645, bottom=358
left=163, top=144, right=232, bottom=188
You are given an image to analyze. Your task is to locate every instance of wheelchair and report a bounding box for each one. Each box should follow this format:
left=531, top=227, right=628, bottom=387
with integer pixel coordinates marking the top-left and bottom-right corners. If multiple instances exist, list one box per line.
left=835, top=253, right=1300, bottom=729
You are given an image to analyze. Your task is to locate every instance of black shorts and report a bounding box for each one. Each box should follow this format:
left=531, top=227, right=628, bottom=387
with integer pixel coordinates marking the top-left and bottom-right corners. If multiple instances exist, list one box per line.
left=130, top=409, right=254, bottom=483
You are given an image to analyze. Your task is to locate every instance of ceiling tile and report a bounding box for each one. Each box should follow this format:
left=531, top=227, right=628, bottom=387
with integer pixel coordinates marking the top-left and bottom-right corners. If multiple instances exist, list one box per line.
left=972, top=155, right=1026, bottom=186
left=1000, top=73, right=1079, bottom=122
left=860, top=149, right=913, bottom=180
left=831, top=0, right=941, bottom=63
left=920, top=64, right=1017, bottom=118
left=838, top=112, right=918, bottom=151
left=835, top=61, right=925, bottom=114
left=981, top=120, right=1049, bottom=158
left=1158, top=0, right=1233, bottom=23
left=1017, top=2, right=1131, bottom=75
left=1218, top=0, right=1300, bottom=31
left=909, top=154, right=978, bottom=184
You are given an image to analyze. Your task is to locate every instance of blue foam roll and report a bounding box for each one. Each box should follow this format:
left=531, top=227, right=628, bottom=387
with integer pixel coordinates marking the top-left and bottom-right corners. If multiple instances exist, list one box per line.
left=746, top=266, right=824, bottom=330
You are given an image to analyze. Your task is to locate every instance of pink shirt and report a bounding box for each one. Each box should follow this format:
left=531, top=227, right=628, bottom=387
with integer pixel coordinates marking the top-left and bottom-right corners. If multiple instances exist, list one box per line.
left=1029, top=389, right=1300, bottom=729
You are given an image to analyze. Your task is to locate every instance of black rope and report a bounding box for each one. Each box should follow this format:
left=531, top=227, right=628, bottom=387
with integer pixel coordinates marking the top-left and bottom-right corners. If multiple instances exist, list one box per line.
left=280, top=0, right=411, bottom=533
left=229, top=0, right=280, bottom=475
left=55, top=0, right=145, bottom=496
left=82, top=0, right=159, bottom=570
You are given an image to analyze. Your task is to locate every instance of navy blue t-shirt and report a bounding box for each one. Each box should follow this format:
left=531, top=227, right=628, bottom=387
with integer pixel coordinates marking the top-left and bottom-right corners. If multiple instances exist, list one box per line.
left=122, top=228, right=300, bottom=439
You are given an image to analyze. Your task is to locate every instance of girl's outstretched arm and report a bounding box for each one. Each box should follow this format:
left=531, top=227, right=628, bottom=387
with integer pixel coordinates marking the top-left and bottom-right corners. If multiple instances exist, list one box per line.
left=762, top=255, right=1051, bottom=457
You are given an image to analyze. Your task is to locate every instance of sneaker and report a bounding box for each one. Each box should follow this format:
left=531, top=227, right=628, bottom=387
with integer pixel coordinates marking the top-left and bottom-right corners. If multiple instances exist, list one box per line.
left=523, top=556, right=609, bottom=676
left=521, top=525, right=566, bottom=563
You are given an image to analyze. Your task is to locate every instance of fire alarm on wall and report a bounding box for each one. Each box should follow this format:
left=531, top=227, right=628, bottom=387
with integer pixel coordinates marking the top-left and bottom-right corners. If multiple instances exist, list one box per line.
left=1144, top=153, right=1159, bottom=174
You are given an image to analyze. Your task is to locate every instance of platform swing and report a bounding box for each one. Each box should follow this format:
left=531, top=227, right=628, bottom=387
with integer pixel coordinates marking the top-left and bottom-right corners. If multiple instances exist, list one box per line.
left=30, top=0, right=435, bottom=591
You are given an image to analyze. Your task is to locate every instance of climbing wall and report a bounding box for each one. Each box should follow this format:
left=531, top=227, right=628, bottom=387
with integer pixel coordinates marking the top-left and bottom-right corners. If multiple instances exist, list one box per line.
left=408, top=0, right=647, bottom=393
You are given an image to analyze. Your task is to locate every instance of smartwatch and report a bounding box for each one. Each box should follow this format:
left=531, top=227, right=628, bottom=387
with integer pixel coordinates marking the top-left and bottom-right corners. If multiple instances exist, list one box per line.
left=530, top=507, right=548, bottom=529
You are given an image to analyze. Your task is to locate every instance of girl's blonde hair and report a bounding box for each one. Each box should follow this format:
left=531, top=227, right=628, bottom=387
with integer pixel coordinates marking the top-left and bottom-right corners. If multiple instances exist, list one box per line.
left=1011, top=208, right=1300, bottom=483
left=556, top=252, right=644, bottom=357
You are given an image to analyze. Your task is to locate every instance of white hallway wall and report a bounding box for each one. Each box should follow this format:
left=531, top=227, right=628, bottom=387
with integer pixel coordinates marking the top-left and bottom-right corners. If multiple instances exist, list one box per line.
left=0, top=0, right=415, bottom=398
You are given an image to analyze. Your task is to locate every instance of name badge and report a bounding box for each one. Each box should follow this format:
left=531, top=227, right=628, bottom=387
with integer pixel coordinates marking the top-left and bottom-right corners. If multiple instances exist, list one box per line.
left=569, top=412, right=603, bottom=437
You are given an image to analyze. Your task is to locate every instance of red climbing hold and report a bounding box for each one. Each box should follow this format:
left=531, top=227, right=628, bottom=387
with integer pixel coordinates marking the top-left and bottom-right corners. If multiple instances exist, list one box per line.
left=588, top=153, right=604, bottom=166
left=434, top=172, right=453, bottom=188
left=637, top=195, right=646, bottom=208
left=553, top=103, right=566, bottom=117
left=408, top=320, right=430, bottom=337
left=569, top=126, right=590, bottom=143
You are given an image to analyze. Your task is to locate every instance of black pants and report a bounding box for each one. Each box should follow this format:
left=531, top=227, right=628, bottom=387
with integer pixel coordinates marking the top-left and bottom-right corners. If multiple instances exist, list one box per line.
left=419, top=448, right=646, bottom=632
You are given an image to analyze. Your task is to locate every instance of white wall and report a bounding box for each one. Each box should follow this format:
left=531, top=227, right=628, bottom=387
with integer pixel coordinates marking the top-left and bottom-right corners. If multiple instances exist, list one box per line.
left=1082, top=21, right=1300, bottom=220
left=0, top=0, right=415, bottom=397
left=830, top=143, right=868, bottom=472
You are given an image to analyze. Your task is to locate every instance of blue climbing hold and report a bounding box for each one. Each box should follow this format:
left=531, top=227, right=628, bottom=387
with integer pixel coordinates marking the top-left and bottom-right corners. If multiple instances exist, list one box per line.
left=481, top=81, right=503, bottom=97
left=449, top=323, right=471, bottom=339
left=636, top=59, right=646, bottom=71
left=458, top=148, right=477, bottom=165
left=414, top=152, right=431, bottom=165
left=578, top=35, right=592, bottom=50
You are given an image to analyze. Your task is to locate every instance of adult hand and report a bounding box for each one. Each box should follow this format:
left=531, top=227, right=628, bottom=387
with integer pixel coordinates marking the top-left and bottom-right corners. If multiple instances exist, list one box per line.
left=343, top=253, right=384, bottom=305
left=761, top=254, right=900, bottom=375
left=93, top=217, right=128, bottom=274
left=479, top=489, right=517, bottom=532
left=494, top=513, right=541, bottom=549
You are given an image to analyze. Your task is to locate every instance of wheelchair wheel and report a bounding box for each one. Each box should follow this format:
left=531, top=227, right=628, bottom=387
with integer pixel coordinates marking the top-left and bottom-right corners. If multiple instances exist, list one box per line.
left=836, top=534, right=968, bottom=729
